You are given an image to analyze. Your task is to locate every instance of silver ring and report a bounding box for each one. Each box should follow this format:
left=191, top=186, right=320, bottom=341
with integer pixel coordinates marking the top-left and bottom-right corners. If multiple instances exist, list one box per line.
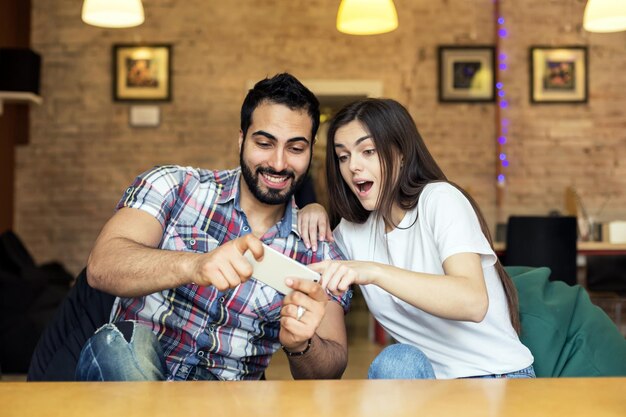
left=296, top=305, right=305, bottom=321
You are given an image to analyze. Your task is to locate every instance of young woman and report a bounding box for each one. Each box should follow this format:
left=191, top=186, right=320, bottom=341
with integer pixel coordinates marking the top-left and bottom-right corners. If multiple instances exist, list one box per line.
left=303, top=98, right=534, bottom=379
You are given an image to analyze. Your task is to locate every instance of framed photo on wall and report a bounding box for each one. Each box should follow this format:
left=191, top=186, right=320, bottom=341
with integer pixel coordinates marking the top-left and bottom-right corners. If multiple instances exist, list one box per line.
left=530, top=46, right=587, bottom=103
left=438, top=46, right=495, bottom=103
left=112, top=44, right=172, bottom=102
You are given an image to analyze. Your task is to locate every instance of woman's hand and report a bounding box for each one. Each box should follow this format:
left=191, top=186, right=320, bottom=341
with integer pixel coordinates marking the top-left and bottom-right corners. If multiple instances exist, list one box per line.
left=309, top=260, right=377, bottom=295
left=297, top=203, right=333, bottom=251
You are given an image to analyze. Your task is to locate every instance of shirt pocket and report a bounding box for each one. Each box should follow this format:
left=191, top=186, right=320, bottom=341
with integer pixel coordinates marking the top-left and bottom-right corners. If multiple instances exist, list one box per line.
left=173, top=224, right=219, bottom=253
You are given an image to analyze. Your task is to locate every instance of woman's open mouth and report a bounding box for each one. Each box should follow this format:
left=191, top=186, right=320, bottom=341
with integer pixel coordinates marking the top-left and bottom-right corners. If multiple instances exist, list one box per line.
left=355, top=180, right=373, bottom=195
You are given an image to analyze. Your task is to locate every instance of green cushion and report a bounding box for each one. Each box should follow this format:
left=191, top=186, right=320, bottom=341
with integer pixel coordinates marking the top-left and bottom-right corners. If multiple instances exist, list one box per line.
left=506, top=266, right=626, bottom=377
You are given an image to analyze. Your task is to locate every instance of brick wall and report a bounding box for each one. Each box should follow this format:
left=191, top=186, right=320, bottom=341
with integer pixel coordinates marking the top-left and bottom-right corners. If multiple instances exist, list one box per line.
left=16, top=0, right=626, bottom=274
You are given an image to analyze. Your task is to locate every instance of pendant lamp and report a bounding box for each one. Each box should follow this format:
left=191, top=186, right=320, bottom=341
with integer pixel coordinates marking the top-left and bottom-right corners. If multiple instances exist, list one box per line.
left=81, top=0, right=145, bottom=28
left=337, top=0, right=398, bottom=35
left=583, top=0, right=626, bottom=33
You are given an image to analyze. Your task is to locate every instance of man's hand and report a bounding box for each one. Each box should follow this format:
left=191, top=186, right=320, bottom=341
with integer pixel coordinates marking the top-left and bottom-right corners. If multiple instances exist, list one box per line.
left=279, top=278, right=329, bottom=352
left=87, top=206, right=266, bottom=297
left=190, top=234, right=264, bottom=291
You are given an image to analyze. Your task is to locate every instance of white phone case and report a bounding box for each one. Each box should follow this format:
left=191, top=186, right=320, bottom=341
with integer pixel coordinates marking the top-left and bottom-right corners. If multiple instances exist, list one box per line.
left=244, top=243, right=320, bottom=294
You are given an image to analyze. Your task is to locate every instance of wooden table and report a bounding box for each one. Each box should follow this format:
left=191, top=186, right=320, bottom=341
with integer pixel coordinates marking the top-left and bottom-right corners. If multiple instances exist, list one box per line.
left=493, top=241, right=626, bottom=256
left=1, top=378, right=624, bottom=417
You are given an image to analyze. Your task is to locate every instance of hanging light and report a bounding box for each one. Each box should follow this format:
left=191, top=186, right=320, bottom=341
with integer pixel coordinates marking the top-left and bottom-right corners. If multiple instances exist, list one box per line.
left=337, top=0, right=398, bottom=35
left=583, top=0, right=626, bottom=33
left=81, top=0, right=145, bottom=28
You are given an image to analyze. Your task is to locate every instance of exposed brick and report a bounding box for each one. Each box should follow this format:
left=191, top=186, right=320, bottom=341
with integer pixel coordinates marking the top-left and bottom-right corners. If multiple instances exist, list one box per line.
left=15, top=0, right=626, bottom=274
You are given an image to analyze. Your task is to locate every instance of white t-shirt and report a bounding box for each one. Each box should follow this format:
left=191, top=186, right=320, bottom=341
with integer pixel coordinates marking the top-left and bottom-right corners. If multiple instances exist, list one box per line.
left=334, top=182, right=534, bottom=379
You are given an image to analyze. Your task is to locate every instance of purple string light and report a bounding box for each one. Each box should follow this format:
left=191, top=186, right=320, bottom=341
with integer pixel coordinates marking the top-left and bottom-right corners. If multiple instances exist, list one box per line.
left=497, top=13, right=508, bottom=184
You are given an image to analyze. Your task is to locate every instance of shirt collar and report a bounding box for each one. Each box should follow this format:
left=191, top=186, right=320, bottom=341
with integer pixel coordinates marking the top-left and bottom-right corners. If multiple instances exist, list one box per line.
left=279, top=199, right=299, bottom=239
left=218, top=167, right=301, bottom=239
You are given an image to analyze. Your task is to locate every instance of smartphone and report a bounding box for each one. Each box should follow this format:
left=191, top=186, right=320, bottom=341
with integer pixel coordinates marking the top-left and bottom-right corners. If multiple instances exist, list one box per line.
left=244, top=243, right=320, bottom=294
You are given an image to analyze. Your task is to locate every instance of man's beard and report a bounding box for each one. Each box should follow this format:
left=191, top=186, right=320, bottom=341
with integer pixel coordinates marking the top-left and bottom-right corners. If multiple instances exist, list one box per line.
left=240, top=149, right=309, bottom=205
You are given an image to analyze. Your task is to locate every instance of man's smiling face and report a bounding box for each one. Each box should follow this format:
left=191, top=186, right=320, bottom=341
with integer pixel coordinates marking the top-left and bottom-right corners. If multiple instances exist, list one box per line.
left=239, top=101, right=313, bottom=205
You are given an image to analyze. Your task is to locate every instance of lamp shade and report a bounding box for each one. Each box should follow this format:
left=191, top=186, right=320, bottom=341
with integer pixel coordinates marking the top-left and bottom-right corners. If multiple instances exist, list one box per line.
left=81, top=0, right=145, bottom=28
left=583, top=0, right=626, bottom=33
left=337, top=0, right=398, bottom=35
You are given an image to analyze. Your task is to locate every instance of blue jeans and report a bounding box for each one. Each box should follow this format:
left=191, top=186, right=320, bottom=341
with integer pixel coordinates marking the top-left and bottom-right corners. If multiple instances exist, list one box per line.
left=465, top=365, right=536, bottom=379
left=75, top=321, right=167, bottom=381
left=368, top=344, right=535, bottom=379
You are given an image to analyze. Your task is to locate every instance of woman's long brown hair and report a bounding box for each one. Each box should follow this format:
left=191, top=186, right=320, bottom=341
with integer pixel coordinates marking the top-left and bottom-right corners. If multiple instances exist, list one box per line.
left=325, top=98, right=520, bottom=334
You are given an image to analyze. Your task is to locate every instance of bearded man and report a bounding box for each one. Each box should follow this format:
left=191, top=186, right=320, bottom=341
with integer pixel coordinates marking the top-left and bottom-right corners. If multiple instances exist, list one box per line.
left=75, top=73, right=349, bottom=382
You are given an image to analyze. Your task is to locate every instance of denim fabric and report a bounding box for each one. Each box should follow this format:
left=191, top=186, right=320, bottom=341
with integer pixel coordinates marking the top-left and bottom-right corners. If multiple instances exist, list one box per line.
left=75, top=321, right=167, bottom=381
left=465, top=365, right=536, bottom=379
left=367, top=343, right=536, bottom=380
left=368, top=344, right=436, bottom=379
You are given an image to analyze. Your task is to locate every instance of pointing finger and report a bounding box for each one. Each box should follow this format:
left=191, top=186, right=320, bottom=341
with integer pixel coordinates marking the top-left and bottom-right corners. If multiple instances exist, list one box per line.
left=235, top=234, right=264, bottom=260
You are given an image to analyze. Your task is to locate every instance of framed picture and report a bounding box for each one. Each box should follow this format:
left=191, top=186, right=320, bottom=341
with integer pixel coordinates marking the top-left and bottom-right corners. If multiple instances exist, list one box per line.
left=112, top=44, right=172, bottom=102
left=530, top=46, right=587, bottom=103
left=438, top=46, right=495, bottom=103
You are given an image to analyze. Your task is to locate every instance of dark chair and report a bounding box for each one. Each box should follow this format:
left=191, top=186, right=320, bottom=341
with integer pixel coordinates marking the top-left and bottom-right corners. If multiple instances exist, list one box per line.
left=503, top=216, right=577, bottom=286
left=27, top=268, right=115, bottom=381
left=0, top=230, right=74, bottom=374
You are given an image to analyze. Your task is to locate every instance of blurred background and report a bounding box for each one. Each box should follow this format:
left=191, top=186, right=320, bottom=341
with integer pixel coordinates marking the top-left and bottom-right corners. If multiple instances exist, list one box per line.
left=1, top=0, right=625, bottom=378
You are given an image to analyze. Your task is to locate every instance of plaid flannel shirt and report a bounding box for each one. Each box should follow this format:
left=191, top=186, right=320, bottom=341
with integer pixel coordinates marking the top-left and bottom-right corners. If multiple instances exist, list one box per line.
left=110, top=165, right=350, bottom=380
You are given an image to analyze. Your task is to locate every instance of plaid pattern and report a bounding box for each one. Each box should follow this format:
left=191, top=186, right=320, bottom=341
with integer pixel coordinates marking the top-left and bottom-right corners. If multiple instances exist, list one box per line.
left=111, top=165, right=349, bottom=381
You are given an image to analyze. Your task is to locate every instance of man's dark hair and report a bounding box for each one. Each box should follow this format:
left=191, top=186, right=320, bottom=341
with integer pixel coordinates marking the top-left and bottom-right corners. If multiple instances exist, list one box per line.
left=240, top=73, right=320, bottom=143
